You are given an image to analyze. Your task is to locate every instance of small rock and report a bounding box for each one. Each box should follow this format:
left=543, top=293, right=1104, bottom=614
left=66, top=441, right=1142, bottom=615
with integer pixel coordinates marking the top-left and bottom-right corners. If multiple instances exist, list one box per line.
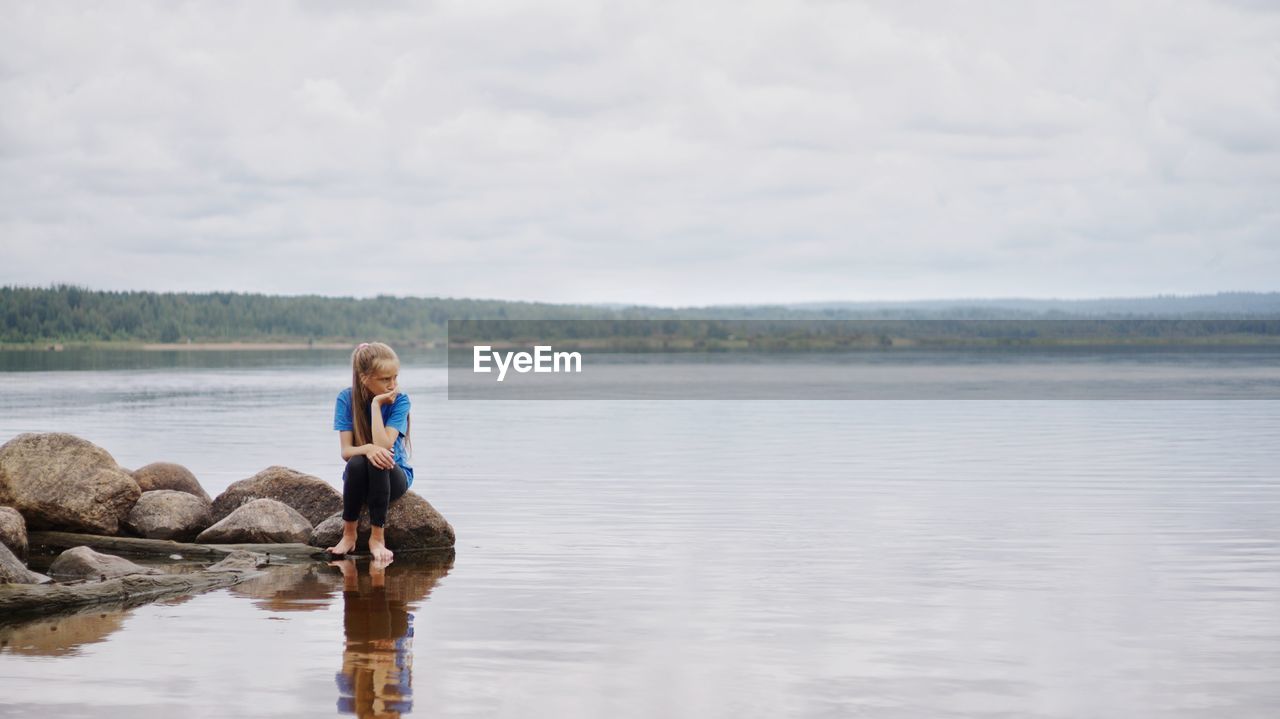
left=0, top=541, right=50, bottom=584
left=47, top=546, right=162, bottom=581
left=206, top=550, right=269, bottom=572
left=130, top=462, right=212, bottom=501
left=125, top=490, right=212, bottom=541
left=0, top=506, right=27, bottom=560
left=196, top=498, right=313, bottom=544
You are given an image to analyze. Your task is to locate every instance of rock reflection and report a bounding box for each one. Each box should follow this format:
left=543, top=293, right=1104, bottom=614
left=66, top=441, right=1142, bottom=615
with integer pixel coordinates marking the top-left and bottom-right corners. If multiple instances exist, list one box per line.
left=228, top=563, right=339, bottom=611
left=0, top=609, right=128, bottom=656
left=329, top=551, right=453, bottom=719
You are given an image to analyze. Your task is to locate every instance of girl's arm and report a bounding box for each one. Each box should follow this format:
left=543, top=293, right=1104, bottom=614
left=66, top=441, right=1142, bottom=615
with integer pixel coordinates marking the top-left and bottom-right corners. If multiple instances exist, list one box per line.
left=339, top=430, right=395, bottom=469
left=369, top=393, right=401, bottom=449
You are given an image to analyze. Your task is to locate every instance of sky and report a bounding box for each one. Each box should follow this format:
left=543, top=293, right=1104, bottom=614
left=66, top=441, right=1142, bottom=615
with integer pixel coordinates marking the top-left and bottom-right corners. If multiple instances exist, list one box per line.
left=1, top=0, right=1277, bottom=307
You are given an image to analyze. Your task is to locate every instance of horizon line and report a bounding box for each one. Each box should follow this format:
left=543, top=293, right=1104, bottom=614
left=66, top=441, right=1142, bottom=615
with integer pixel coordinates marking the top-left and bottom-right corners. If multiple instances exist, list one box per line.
left=3, top=284, right=1278, bottom=309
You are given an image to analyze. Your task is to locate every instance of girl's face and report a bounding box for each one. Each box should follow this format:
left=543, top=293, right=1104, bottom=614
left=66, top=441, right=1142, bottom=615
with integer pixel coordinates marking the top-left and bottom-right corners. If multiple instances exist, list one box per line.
left=361, top=362, right=399, bottom=396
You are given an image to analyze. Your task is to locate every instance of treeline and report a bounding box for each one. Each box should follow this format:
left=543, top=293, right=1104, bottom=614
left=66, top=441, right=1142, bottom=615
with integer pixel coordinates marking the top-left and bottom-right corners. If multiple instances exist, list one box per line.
left=447, top=318, right=1280, bottom=349
left=0, top=286, right=638, bottom=344
left=2, top=285, right=1279, bottom=345
left=792, top=292, right=1280, bottom=316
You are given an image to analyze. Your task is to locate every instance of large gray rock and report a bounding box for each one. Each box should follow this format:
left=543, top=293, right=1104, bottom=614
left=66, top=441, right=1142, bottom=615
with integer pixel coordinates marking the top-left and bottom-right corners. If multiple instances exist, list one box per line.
left=125, top=490, right=212, bottom=542
left=309, top=492, right=455, bottom=552
left=0, top=506, right=27, bottom=560
left=211, top=466, right=341, bottom=527
left=0, top=540, right=50, bottom=584
left=47, top=546, right=162, bottom=581
left=196, top=498, right=313, bottom=544
left=0, top=433, right=141, bottom=535
left=130, top=462, right=211, bottom=501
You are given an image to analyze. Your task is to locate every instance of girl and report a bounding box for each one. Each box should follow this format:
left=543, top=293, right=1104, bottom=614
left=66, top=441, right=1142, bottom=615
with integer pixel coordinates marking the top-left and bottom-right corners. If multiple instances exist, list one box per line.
left=327, top=342, right=414, bottom=563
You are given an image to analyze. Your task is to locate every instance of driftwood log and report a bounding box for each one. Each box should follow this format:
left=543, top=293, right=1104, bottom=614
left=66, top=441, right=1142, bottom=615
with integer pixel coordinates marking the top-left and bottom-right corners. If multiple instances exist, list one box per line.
left=28, top=531, right=327, bottom=561
left=0, top=568, right=260, bottom=624
left=3, top=531, right=447, bottom=625
left=2, top=532, right=326, bottom=625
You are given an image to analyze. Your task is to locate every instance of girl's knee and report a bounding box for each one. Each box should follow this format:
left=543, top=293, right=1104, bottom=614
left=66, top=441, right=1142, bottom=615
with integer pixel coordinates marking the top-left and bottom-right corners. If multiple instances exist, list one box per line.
left=389, top=469, right=409, bottom=502
left=345, top=455, right=370, bottom=478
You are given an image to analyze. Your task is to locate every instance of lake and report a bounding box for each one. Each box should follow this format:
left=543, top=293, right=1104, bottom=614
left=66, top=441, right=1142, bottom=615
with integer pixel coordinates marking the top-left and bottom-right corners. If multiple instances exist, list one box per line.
left=1, top=348, right=1279, bottom=718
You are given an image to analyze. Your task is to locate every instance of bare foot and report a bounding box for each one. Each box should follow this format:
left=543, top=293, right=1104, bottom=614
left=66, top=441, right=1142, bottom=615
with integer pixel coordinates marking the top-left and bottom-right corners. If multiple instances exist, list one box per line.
left=368, top=539, right=394, bottom=564
left=327, top=520, right=360, bottom=556
left=326, top=535, right=357, bottom=556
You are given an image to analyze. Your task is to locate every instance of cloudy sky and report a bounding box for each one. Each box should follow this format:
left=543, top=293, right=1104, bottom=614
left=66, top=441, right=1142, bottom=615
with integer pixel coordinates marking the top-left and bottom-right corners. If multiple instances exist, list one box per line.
left=1, top=1, right=1277, bottom=306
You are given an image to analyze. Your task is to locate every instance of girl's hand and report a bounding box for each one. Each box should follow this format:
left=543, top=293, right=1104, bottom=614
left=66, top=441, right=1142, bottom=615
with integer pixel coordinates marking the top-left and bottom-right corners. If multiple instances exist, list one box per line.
left=365, top=444, right=395, bottom=470
left=372, top=390, right=399, bottom=407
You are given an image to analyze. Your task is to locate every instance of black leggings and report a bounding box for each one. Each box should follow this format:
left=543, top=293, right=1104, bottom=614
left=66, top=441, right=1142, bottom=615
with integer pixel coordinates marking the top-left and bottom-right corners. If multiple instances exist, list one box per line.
left=342, top=455, right=408, bottom=527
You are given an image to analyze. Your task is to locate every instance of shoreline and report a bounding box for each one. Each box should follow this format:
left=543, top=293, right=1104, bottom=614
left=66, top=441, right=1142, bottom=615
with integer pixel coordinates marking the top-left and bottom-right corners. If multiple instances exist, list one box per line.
left=0, top=340, right=446, bottom=352
left=3, top=335, right=1280, bottom=353
left=138, top=341, right=356, bottom=351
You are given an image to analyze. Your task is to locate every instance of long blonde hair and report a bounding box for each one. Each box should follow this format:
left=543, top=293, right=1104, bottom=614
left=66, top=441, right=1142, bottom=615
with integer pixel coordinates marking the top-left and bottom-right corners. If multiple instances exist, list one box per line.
left=350, top=342, right=411, bottom=453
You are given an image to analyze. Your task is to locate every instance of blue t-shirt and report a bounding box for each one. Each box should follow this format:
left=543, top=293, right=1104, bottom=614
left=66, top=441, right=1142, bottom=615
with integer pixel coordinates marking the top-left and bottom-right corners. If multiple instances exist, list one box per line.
left=333, top=388, right=414, bottom=486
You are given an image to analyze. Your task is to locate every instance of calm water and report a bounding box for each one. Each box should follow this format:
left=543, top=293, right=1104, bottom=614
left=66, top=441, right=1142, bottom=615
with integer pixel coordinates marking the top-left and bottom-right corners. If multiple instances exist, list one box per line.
left=1, top=349, right=1279, bottom=718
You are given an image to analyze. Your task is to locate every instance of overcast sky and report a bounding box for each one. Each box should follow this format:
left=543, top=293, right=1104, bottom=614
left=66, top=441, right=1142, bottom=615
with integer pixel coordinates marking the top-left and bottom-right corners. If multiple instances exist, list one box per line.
left=1, top=1, right=1277, bottom=306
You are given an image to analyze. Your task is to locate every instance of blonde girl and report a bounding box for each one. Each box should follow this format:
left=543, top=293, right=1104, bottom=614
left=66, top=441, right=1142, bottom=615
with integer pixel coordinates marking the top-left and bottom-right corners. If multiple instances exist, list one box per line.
left=327, top=342, right=414, bottom=562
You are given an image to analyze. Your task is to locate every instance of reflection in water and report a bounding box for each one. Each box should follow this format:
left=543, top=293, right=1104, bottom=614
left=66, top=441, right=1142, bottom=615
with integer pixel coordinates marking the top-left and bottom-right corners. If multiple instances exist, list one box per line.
left=0, top=592, right=196, bottom=657
left=0, top=609, right=129, bottom=657
left=330, top=552, right=454, bottom=718
left=229, top=563, right=338, bottom=611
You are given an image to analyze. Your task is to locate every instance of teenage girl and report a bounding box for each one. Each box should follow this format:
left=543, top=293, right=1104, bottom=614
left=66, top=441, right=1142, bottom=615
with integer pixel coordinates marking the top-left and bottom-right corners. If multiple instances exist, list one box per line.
left=327, top=342, right=414, bottom=563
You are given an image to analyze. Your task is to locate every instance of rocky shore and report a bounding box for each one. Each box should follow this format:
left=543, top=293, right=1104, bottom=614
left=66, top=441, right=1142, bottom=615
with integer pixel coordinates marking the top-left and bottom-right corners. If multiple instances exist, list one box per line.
left=0, top=432, right=455, bottom=623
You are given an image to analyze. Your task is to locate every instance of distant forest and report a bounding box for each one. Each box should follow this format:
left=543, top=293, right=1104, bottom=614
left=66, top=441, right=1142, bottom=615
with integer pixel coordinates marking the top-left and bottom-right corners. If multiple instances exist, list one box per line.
left=2, top=285, right=1279, bottom=345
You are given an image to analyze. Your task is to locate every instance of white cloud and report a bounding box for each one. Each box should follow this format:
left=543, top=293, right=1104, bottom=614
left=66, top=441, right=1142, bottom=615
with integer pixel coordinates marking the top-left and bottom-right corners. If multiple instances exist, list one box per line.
left=0, top=0, right=1276, bottom=305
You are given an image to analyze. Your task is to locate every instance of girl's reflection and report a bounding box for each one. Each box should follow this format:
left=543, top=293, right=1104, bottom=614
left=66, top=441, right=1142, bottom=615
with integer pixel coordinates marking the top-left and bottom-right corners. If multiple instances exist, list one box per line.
left=331, top=558, right=414, bottom=718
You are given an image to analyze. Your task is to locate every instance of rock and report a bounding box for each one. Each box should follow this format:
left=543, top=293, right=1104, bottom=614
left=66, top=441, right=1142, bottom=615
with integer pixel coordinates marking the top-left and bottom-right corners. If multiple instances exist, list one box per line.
left=47, top=546, right=162, bottom=581
left=308, top=513, right=352, bottom=550
left=205, top=550, right=270, bottom=572
left=309, top=492, right=455, bottom=552
left=0, top=506, right=27, bottom=560
left=196, top=498, right=313, bottom=544
left=130, top=462, right=211, bottom=501
left=0, top=433, right=141, bottom=535
left=125, top=490, right=213, bottom=542
left=210, top=466, right=341, bottom=527
left=0, top=541, right=50, bottom=584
